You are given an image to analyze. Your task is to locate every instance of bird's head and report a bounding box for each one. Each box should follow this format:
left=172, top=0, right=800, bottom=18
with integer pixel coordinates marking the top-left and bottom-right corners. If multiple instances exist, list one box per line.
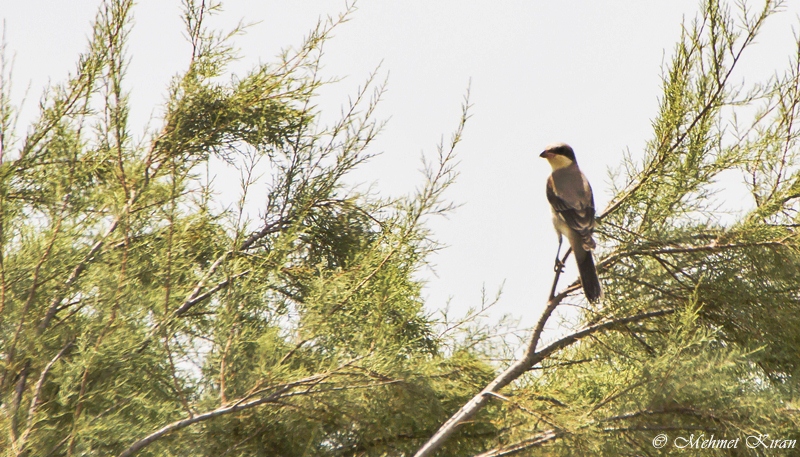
left=539, top=142, right=576, bottom=170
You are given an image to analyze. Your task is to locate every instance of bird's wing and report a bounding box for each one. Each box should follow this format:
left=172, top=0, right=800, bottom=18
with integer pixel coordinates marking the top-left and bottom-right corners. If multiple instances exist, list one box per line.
left=546, top=176, right=595, bottom=235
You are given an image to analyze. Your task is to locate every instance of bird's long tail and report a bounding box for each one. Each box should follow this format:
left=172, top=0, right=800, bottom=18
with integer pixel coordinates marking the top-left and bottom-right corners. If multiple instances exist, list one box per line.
left=577, top=253, right=602, bottom=302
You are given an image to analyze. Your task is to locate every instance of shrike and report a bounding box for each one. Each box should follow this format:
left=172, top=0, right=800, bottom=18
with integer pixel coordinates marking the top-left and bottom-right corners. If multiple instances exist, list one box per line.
left=540, top=142, right=602, bottom=302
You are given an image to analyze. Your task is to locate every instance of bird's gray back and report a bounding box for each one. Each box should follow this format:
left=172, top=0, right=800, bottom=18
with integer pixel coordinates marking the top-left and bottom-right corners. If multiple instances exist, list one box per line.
left=550, top=165, right=594, bottom=210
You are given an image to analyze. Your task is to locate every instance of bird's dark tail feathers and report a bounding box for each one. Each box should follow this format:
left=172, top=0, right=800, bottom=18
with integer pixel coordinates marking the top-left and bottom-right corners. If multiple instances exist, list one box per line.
left=577, top=253, right=602, bottom=302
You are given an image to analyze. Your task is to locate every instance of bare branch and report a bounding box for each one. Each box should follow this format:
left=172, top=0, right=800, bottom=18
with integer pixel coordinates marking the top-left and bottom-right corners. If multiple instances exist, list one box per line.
left=472, top=429, right=562, bottom=457
left=413, top=258, right=573, bottom=457
left=532, top=308, right=676, bottom=364
left=116, top=374, right=324, bottom=457
left=117, top=357, right=396, bottom=457
left=414, top=269, right=675, bottom=457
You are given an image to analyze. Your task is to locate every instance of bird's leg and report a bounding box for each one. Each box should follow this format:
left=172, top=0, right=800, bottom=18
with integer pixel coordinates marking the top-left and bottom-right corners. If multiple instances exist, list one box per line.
left=560, top=247, right=572, bottom=267
left=549, top=246, right=573, bottom=299
left=553, top=236, right=564, bottom=273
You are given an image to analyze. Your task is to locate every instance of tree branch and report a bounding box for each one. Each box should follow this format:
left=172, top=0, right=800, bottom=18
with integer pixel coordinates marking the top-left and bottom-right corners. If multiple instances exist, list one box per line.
left=413, top=254, right=574, bottom=457
left=16, top=339, right=75, bottom=452
left=116, top=374, right=324, bottom=457
left=598, top=2, right=773, bottom=222
left=472, top=429, right=562, bottom=457
left=117, top=354, right=385, bottom=456
left=597, top=238, right=790, bottom=272
left=531, top=308, right=676, bottom=364
left=414, top=265, right=675, bottom=457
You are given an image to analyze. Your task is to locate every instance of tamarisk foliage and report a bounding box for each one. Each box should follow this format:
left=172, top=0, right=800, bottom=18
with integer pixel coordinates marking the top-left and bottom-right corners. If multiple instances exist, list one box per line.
left=3, top=0, right=800, bottom=456
left=417, top=0, right=800, bottom=456
left=0, top=1, right=497, bottom=456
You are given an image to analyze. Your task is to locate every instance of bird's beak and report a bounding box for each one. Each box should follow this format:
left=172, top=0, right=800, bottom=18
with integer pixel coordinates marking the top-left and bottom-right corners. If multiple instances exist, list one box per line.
left=539, top=151, right=550, bottom=158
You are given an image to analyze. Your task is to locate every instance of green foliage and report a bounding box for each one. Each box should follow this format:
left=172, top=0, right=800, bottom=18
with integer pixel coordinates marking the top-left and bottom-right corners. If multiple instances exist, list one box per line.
left=465, top=1, right=800, bottom=456
left=0, top=1, right=497, bottom=456
left=4, top=0, right=800, bottom=456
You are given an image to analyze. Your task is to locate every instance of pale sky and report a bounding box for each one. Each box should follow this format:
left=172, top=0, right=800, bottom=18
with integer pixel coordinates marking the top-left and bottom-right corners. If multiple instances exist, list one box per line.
left=3, top=1, right=800, bottom=331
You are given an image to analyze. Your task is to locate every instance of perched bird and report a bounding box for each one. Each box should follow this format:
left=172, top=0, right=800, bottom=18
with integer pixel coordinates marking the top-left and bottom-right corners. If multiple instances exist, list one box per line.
left=540, top=142, right=602, bottom=302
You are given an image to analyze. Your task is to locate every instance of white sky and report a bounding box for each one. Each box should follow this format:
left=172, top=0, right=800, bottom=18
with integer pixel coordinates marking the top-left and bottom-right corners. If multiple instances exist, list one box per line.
left=3, top=1, right=800, bottom=331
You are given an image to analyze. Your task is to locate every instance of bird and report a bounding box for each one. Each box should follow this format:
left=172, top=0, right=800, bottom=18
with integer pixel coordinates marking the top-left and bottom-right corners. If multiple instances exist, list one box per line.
left=539, top=142, right=602, bottom=302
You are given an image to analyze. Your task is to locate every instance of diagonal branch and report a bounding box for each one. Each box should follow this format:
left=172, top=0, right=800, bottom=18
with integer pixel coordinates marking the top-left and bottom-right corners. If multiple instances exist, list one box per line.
left=414, top=262, right=675, bottom=457
left=596, top=237, right=791, bottom=274
left=598, top=2, right=774, bottom=223
left=413, top=254, right=573, bottom=457
left=37, top=197, right=132, bottom=334
left=471, top=405, right=722, bottom=457
left=531, top=308, right=676, bottom=364
left=116, top=374, right=324, bottom=457
left=173, top=270, right=251, bottom=318
left=472, top=429, right=563, bottom=457
left=16, top=338, right=75, bottom=452
left=117, top=354, right=383, bottom=457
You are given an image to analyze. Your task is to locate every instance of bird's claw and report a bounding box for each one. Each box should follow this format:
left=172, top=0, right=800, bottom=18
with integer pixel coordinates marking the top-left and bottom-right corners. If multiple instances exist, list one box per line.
left=553, top=259, right=566, bottom=273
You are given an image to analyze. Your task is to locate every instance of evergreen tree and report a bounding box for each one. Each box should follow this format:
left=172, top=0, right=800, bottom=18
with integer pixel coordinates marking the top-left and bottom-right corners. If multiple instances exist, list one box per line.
left=0, top=1, right=496, bottom=455
left=3, top=0, right=800, bottom=456
left=418, top=1, right=800, bottom=456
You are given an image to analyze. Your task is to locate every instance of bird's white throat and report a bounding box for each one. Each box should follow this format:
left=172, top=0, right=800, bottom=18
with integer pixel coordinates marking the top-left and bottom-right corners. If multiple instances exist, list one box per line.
left=545, top=154, right=574, bottom=171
